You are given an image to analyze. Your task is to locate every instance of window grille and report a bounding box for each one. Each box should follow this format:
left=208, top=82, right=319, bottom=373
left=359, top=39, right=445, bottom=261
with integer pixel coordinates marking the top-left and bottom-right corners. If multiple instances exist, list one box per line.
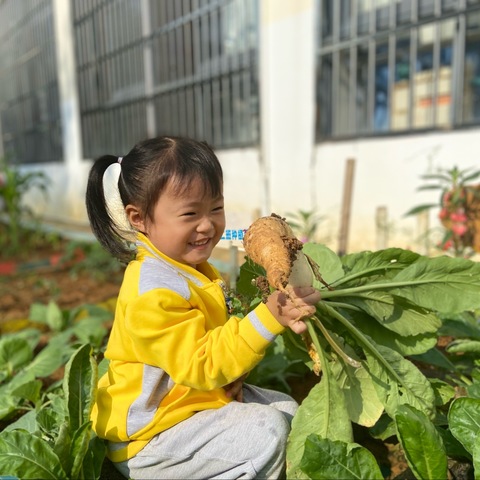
left=316, top=0, right=480, bottom=140
left=0, top=0, right=62, bottom=164
left=73, top=0, right=260, bottom=158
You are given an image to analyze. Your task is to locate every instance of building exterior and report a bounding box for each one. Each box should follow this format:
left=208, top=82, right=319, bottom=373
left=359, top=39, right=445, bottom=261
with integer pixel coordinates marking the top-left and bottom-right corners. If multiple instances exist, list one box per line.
left=0, top=0, right=479, bottom=254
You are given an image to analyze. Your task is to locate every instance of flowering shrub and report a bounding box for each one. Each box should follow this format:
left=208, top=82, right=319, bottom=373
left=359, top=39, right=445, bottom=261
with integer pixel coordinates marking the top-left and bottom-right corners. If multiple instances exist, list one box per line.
left=406, top=166, right=480, bottom=257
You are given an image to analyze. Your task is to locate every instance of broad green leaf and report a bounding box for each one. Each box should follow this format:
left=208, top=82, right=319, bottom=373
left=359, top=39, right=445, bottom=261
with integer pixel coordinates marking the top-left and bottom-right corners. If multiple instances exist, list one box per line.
left=448, top=397, right=480, bottom=455
left=0, top=337, right=32, bottom=376
left=10, top=379, right=42, bottom=404
left=73, top=318, right=107, bottom=349
left=339, top=248, right=420, bottom=286
left=346, top=309, right=437, bottom=356
left=81, top=435, right=106, bottom=480
left=287, top=368, right=352, bottom=478
left=2, top=410, right=38, bottom=433
left=364, top=343, right=436, bottom=419
left=299, top=436, right=383, bottom=480
left=46, top=301, right=66, bottom=331
left=0, top=370, right=36, bottom=419
left=410, top=348, right=457, bottom=372
left=54, top=422, right=71, bottom=473
left=446, top=339, right=480, bottom=354
left=1, top=329, right=41, bottom=351
left=69, top=421, right=93, bottom=479
left=0, top=430, right=66, bottom=479
left=23, top=343, right=65, bottom=378
left=436, top=427, right=471, bottom=460
left=339, top=292, right=440, bottom=335
left=236, top=257, right=266, bottom=298
left=322, top=255, right=480, bottom=314
left=428, top=379, right=455, bottom=407
left=395, top=405, right=448, bottom=480
left=439, top=311, right=480, bottom=340
left=0, top=395, right=20, bottom=421
left=64, top=344, right=97, bottom=432
left=330, top=361, right=384, bottom=427
left=473, top=438, right=480, bottom=480
left=387, top=256, right=480, bottom=313
left=302, top=243, right=344, bottom=286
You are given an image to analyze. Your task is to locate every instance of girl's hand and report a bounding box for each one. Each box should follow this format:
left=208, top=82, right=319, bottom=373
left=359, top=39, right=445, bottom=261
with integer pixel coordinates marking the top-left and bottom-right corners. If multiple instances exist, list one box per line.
left=225, top=374, right=248, bottom=402
left=266, top=286, right=321, bottom=334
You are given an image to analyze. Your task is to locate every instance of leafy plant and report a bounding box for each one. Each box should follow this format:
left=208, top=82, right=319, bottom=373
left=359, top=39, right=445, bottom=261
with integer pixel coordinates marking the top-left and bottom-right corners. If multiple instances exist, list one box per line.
left=237, top=243, right=480, bottom=478
left=0, top=344, right=105, bottom=479
left=285, top=209, right=325, bottom=243
left=405, top=165, right=480, bottom=257
left=63, top=240, right=127, bottom=281
left=0, top=158, right=50, bottom=256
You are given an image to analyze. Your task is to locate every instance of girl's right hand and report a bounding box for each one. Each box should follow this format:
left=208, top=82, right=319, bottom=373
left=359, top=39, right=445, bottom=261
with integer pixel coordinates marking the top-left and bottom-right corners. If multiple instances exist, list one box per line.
left=265, top=286, right=321, bottom=334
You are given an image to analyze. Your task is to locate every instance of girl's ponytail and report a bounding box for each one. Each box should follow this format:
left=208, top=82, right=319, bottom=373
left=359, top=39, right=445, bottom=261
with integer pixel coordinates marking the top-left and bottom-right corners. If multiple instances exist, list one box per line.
left=85, top=155, right=134, bottom=263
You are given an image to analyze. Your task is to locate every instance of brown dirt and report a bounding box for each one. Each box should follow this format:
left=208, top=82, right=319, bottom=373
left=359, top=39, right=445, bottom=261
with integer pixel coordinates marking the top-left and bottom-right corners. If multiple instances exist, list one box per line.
left=0, top=243, right=124, bottom=330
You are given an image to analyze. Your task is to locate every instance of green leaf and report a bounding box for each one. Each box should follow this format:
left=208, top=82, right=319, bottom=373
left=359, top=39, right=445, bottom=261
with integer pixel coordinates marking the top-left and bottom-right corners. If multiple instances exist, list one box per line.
left=330, top=361, right=384, bottom=427
left=64, top=344, right=97, bottom=432
left=364, top=343, right=436, bottom=419
left=299, top=436, right=383, bottom=480
left=339, top=292, right=441, bottom=336
left=0, top=337, right=33, bottom=376
left=236, top=257, right=266, bottom=298
left=387, top=256, right=480, bottom=314
left=69, top=421, right=93, bottom=479
left=24, top=343, right=65, bottom=378
left=448, top=397, right=480, bottom=455
left=287, top=364, right=352, bottom=478
left=73, top=318, right=108, bottom=349
left=346, top=309, right=437, bottom=356
left=339, top=248, right=420, bottom=286
left=322, top=255, right=480, bottom=314
left=446, top=339, right=480, bottom=354
left=10, top=379, right=42, bottom=404
left=2, top=410, right=38, bottom=433
left=395, top=404, right=448, bottom=480
left=0, top=430, right=66, bottom=479
left=302, top=243, right=344, bottom=286
left=53, top=422, right=71, bottom=473
left=473, top=438, right=480, bottom=480
left=410, top=348, right=457, bottom=372
left=428, top=379, right=455, bottom=407
left=404, top=203, right=439, bottom=216
left=81, top=435, right=106, bottom=480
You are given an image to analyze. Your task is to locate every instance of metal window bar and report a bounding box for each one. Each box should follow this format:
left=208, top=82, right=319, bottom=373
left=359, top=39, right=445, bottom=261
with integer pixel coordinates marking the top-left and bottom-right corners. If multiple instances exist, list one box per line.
left=316, top=0, right=480, bottom=140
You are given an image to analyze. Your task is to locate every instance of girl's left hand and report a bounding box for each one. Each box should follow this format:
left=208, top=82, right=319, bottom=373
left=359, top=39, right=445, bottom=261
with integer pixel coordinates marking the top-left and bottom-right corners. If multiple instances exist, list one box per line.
left=225, top=374, right=248, bottom=402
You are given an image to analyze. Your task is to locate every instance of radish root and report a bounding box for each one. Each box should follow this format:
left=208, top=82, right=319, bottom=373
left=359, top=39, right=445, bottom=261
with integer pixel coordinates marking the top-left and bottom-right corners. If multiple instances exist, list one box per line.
left=243, top=213, right=360, bottom=373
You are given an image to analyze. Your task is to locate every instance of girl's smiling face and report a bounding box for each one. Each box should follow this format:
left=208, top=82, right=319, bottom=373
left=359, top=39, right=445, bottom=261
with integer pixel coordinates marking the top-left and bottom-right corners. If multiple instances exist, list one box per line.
left=127, top=177, right=225, bottom=268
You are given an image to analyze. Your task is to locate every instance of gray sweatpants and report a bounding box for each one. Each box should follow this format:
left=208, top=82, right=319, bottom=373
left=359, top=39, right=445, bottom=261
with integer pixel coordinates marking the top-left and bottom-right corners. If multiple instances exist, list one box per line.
left=111, top=384, right=298, bottom=480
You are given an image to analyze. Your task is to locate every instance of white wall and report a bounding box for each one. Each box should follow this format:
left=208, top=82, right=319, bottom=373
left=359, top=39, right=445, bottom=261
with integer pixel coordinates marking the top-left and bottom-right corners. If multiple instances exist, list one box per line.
left=23, top=0, right=480, bottom=257
left=313, top=129, right=480, bottom=253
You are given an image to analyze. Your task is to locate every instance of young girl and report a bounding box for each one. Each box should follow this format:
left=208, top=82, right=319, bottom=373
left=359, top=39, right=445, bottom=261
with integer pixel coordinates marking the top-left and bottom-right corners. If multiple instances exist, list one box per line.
left=86, top=136, right=321, bottom=480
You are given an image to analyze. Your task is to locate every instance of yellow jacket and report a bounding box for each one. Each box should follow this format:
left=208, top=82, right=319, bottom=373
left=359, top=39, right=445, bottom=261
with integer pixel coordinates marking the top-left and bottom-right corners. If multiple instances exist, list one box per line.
left=91, top=233, right=285, bottom=462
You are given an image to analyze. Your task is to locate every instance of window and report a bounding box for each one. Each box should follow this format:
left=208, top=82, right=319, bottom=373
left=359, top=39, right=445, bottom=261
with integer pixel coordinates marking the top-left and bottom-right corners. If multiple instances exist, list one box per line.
left=316, top=1, right=480, bottom=140
left=463, top=11, right=480, bottom=124
left=74, top=0, right=260, bottom=158
left=0, top=0, right=62, bottom=164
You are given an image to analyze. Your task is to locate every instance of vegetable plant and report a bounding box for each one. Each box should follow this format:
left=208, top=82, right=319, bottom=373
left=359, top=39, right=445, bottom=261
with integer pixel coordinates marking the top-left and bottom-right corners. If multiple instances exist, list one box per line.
left=0, top=344, right=105, bottom=479
left=240, top=213, right=480, bottom=479
left=0, top=157, right=50, bottom=256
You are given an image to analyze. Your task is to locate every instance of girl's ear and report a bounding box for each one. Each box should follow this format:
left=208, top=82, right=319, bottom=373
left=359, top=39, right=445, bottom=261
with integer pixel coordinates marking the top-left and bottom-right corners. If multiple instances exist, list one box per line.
left=125, top=204, right=146, bottom=232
